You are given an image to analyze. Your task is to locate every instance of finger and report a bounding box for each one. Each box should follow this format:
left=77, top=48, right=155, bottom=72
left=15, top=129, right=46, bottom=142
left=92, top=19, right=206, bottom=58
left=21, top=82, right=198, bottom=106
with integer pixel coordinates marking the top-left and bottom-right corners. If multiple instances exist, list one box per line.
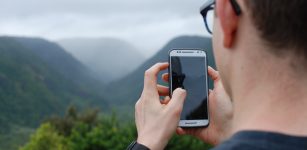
left=208, top=66, right=219, bottom=81
left=208, top=89, right=213, bottom=100
left=176, top=127, right=187, bottom=135
left=208, top=89, right=215, bottom=108
left=135, top=100, right=141, bottom=130
left=157, top=85, right=169, bottom=96
left=176, top=127, right=203, bottom=138
left=209, top=89, right=213, bottom=95
left=168, top=88, right=187, bottom=111
left=143, top=62, right=169, bottom=92
left=162, top=73, right=169, bottom=83
left=161, top=96, right=171, bottom=105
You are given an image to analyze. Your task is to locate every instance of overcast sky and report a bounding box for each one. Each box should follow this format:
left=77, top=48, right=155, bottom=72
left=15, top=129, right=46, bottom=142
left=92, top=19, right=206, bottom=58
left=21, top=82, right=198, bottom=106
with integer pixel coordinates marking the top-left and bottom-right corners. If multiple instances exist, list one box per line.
left=0, top=0, right=210, bottom=57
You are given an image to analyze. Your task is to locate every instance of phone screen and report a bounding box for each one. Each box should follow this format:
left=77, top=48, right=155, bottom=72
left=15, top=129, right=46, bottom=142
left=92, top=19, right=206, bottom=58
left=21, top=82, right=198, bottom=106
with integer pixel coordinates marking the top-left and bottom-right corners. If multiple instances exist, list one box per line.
left=170, top=56, right=208, bottom=120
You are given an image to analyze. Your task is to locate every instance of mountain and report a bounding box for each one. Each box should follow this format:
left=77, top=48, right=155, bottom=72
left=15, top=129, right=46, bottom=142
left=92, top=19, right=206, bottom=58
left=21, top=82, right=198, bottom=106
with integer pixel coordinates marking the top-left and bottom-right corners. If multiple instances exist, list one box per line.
left=58, top=38, right=146, bottom=82
left=105, top=36, right=215, bottom=117
left=14, top=37, right=103, bottom=88
left=0, top=36, right=108, bottom=133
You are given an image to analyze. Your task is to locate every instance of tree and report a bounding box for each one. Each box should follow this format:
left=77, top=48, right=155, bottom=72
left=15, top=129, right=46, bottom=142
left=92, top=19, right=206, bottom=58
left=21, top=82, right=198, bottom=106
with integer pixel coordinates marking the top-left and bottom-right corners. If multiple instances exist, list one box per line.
left=21, top=106, right=211, bottom=150
left=20, top=123, right=66, bottom=150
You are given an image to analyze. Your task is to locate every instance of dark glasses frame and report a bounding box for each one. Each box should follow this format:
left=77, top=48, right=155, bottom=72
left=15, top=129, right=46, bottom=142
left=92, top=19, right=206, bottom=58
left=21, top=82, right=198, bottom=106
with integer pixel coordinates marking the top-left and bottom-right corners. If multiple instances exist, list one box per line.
left=200, top=0, right=242, bottom=34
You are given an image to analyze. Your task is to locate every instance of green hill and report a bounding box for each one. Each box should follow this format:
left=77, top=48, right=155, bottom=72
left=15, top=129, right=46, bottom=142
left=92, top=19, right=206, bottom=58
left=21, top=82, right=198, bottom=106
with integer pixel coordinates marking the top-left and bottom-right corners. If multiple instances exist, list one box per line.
left=14, top=37, right=105, bottom=88
left=0, top=36, right=108, bottom=149
left=105, top=36, right=215, bottom=118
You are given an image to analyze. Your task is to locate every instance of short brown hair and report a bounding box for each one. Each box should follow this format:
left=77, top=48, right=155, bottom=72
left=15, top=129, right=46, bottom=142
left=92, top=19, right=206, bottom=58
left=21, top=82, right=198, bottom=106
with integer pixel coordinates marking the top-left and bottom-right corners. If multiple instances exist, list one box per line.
left=245, top=0, right=307, bottom=58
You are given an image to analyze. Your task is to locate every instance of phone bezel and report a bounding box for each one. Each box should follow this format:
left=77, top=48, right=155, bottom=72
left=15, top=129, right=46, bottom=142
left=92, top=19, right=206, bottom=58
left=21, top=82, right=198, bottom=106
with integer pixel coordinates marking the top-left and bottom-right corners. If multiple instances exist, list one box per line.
left=168, top=49, right=210, bottom=128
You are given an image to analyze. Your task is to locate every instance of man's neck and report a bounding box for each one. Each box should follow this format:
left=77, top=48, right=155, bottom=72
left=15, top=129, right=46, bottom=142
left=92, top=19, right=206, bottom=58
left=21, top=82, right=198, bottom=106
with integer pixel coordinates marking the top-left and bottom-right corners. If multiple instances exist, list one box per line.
left=231, top=51, right=307, bottom=137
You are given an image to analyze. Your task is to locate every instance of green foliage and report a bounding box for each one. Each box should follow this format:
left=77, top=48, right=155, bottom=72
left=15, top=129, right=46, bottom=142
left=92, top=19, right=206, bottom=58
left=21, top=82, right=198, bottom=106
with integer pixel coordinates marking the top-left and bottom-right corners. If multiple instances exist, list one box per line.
left=20, top=106, right=136, bottom=150
left=21, top=106, right=212, bottom=150
left=46, top=106, right=100, bottom=136
left=21, top=123, right=66, bottom=150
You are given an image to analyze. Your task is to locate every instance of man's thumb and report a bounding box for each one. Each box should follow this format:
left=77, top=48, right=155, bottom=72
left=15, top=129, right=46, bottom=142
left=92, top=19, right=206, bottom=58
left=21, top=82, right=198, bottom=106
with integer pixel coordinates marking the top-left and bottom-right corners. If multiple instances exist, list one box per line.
left=169, top=88, right=187, bottom=109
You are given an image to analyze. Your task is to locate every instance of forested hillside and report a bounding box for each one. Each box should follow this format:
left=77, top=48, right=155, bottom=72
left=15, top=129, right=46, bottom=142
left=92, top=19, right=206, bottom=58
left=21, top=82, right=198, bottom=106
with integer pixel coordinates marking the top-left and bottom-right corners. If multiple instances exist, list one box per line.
left=0, top=37, right=108, bottom=150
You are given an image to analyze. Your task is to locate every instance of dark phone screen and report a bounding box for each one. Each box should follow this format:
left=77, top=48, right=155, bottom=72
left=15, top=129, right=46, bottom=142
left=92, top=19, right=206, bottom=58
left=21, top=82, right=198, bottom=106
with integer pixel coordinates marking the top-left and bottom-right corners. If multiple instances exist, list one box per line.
left=171, top=56, right=208, bottom=120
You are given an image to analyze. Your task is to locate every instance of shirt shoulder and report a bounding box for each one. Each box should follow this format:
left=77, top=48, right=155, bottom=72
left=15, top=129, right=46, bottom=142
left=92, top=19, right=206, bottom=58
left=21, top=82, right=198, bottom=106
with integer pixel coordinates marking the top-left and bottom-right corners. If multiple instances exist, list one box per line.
left=211, top=131, right=307, bottom=150
left=211, top=138, right=265, bottom=150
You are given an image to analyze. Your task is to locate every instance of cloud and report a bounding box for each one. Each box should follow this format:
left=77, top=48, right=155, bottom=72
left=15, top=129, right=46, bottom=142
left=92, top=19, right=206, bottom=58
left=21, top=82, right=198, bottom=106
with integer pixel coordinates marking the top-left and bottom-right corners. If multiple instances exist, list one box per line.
left=0, top=0, right=210, bottom=57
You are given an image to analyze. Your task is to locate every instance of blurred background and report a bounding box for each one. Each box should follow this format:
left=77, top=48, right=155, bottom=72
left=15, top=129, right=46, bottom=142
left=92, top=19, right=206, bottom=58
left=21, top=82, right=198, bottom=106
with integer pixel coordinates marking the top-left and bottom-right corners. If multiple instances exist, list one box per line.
left=0, top=0, right=215, bottom=149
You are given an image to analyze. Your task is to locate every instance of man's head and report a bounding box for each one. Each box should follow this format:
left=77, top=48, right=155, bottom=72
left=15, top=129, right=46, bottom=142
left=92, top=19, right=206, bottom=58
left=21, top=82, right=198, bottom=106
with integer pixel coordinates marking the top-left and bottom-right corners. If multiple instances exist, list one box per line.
left=202, top=0, right=307, bottom=97
left=245, top=0, right=307, bottom=56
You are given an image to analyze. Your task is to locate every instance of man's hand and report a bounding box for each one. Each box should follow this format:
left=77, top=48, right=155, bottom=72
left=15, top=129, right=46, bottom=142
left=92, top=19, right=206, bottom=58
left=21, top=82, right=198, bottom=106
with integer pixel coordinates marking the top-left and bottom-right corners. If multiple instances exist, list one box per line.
left=162, top=66, right=233, bottom=145
left=135, top=62, right=187, bottom=150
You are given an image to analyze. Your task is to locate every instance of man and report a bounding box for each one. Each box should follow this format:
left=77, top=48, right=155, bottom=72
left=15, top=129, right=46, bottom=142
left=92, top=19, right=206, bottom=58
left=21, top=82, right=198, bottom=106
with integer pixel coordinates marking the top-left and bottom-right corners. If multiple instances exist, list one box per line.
left=127, top=0, right=307, bottom=149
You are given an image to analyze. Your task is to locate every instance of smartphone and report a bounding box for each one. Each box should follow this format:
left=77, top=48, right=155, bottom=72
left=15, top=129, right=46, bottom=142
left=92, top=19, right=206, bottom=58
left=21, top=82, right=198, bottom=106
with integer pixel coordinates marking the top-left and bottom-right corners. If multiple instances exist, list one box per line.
left=169, top=49, right=209, bottom=128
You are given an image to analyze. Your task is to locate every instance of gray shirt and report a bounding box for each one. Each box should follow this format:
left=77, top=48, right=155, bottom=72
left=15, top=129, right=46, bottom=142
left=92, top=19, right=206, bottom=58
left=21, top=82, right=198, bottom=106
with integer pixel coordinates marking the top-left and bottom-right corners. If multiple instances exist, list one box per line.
left=212, top=131, right=307, bottom=150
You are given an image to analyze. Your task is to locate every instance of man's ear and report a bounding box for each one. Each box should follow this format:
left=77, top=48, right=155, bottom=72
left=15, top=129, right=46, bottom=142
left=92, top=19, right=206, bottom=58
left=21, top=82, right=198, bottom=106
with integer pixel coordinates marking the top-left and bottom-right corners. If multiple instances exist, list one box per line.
left=216, top=0, right=239, bottom=48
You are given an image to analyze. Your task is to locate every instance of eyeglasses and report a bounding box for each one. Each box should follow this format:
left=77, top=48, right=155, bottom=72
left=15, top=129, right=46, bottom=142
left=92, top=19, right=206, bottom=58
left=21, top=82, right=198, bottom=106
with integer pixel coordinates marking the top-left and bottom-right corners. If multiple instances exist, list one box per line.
left=200, top=0, right=242, bottom=34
